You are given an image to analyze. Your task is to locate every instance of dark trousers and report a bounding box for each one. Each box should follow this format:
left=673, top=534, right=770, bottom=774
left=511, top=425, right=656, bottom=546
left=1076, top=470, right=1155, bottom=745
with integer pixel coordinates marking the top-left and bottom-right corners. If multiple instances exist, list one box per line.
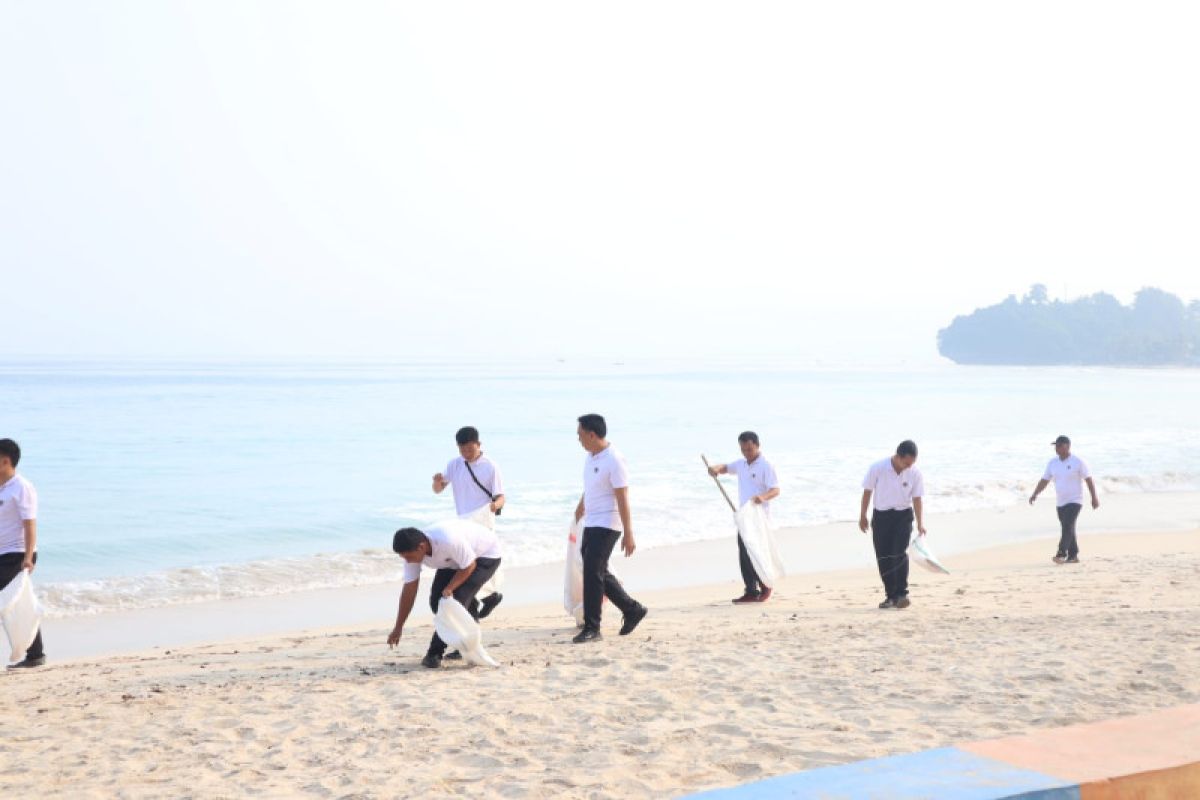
left=425, top=556, right=501, bottom=658
left=1056, top=503, right=1082, bottom=558
left=872, top=508, right=912, bottom=601
left=581, top=527, right=639, bottom=630
left=0, top=552, right=44, bottom=660
left=737, top=533, right=764, bottom=595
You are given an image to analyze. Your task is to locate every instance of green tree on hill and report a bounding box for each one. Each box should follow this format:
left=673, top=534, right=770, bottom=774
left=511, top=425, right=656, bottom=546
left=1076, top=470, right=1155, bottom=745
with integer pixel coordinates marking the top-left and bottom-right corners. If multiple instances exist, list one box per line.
left=938, top=285, right=1199, bottom=366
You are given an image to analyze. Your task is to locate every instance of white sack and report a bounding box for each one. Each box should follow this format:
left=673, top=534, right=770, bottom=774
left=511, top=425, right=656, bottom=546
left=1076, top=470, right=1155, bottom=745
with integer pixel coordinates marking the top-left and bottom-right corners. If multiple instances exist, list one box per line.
left=434, top=597, right=499, bottom=667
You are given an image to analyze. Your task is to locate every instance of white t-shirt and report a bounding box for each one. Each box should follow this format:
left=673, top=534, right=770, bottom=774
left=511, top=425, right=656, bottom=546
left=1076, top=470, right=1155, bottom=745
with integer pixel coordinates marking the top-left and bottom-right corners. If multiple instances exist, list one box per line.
left=1042, top=455, right=1092, bottom=507
left=402, top=518, right=502, bottom=584
left=862, top=458, right=924, bottom=511
left=442, top=455, right=505, bottom=516
left=726, top=455, right=780, bottom=512
left=582, top=445, right=630, bottom=531
left=0, top=474, right=37, bottom=555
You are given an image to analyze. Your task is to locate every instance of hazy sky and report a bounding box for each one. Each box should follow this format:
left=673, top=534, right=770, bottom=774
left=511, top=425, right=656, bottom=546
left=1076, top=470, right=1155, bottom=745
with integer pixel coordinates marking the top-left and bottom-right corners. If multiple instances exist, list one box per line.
left=3, top=2, right=1198, bottom=362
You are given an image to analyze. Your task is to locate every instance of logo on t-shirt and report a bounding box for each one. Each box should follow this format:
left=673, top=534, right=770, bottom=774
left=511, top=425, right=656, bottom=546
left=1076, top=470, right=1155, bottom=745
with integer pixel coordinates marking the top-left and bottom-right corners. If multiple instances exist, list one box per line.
left=594, top=467, right=599, bottom=473
left=902, top=482, right=909, bottom=488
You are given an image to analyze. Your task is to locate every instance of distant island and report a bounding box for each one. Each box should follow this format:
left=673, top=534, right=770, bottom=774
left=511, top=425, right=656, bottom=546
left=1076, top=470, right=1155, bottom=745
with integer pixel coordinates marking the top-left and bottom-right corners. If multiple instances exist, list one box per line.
left=938, top=286, right=1200, bottom=366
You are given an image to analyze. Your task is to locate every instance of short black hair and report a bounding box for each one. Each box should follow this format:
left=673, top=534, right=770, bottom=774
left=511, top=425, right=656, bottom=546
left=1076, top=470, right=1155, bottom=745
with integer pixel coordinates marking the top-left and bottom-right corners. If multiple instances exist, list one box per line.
left=392, top=527, right=428, bottom=555
left=737, top=431, right=759, bottom=446
left=577, top=414, right=606, bottom=439
left=0, top=439, right=20, bottom=468
left=455, top=426, right=480, bottom=446
left=896, top=440, right=918, bottom=458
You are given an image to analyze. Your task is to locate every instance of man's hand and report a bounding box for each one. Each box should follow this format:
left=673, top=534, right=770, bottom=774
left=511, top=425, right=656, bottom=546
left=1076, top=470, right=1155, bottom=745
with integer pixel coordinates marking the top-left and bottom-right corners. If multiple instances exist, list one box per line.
left=858, top=515, right=870, bottom=534
left=1028, top=494, right=1037, bottom=505
left=433, top=473, right=447, bottom=491
left=442, top=587, right=454, bottom=598
left=489, top=500, right=500, bottom=513
left=707, top=465, right=721, bottom=477
left=21, top=556, right=34, bottom=574
left=918, top=525, right=927, bottom=536
left=621, top=532, right=636, bottom=557
left=1091, top=497, right=1100, bottom=510
left=752, top=494, right=764, bottom=505
left=387, top=626, right=403, bottom=648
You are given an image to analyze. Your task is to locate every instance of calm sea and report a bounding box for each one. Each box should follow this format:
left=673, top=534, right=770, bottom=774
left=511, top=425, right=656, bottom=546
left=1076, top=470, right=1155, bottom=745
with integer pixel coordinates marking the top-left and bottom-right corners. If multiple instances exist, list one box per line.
left=3, top=358, right=1197, bottom=615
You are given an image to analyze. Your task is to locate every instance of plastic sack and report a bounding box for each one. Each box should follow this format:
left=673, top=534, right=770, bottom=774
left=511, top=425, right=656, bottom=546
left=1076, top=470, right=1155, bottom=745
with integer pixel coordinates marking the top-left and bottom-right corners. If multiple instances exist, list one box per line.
left=563, top=516, right=619, bottom=626
left=463, top=504, right=505, bottom=595
left=908, top=534, right=950, bottom=574
left=734, top=500, right=786, bottom=587
left=434, top=597, right=499, bottom=667
left=0, top=569, right=44, bottom=663
left=563, top=517, right=586, bottom=626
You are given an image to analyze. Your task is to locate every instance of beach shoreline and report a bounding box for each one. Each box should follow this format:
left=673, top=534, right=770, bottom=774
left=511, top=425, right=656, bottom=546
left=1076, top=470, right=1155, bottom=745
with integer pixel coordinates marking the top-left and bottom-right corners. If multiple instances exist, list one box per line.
left=3, top=525, right=1198, bottom=798
left=36, top=489, right=1200, bottom=662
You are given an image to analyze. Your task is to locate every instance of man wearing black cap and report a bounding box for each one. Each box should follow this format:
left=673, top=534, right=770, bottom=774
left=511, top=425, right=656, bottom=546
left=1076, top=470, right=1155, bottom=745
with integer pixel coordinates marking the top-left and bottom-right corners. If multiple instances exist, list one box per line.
left=1029, top=436, right=1099, bottom=564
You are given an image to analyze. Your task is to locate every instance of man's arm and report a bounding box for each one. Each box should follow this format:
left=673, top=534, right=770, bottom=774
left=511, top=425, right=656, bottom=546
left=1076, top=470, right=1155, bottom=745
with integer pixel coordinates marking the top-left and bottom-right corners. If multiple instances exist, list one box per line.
left=753, top=487, right=780, bottom=504
left=707, top=463, right=728, bottom=477
left=21, top=520, right=36, bottom=573
left=913, top=496, right=927, bottom=535
left=1085, top=477, right=1099, bottom=509
left=432, top=473, right=448, bottom=494
left=387, top=579, right=420, bottom=648
left=574, top=494, right=585, bottom=523
left=858, top=490, right=872, bottom=533
left=490, top=494, right=506, bottom=513
left=1029, top=478, right=1050, bottom=504
left=441, top=560, right=478, bottom=597
left=615, top=487, right=635, bottom=556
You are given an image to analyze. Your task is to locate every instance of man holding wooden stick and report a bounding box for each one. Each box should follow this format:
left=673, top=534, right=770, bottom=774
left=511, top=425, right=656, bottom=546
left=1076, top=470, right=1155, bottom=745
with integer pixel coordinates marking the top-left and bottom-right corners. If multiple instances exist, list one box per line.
left=706, top=431, right=781, bottom=604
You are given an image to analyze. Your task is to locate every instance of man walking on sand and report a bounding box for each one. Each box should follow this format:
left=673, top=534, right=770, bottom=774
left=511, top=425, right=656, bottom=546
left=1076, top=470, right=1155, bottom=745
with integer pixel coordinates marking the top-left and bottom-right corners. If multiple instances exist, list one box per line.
left=386, top=518, right=502, bottom=669
left=859, top=440, right=926, bottom=609
left=0, top=438, right=46, bottom=669
left=432, top=426, right=506, bottom=618
left=1029, top=435, right=1099, bottom=565
left=707, top=431, right=781, bottom=604
left=572, top=414, right=647, bottom=644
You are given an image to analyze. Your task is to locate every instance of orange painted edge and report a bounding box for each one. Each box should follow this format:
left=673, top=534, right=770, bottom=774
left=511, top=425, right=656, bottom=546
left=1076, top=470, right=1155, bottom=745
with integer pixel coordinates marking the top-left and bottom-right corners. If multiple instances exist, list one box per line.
left=1079, top=760, right=1200, bottom=800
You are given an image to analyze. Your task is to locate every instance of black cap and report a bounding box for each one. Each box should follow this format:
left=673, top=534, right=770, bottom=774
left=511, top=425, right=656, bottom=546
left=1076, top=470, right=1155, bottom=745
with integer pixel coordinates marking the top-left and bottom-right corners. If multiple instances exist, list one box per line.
left=1052, top=435, right=1071, bottom=446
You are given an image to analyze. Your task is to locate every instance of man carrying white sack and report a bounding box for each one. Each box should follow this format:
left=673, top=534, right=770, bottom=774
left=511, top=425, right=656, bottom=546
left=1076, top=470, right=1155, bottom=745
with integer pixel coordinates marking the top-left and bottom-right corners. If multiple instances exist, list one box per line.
left=707, top=431, right=781, bottom=604
left=572, top=413, right=648, bottom=644
left=432, top=425, right=506, bottom=618
left=386, top=518, right=502, bottom=669
left=858, top=440, right=926, bottom=610
left=1029, top=434, right=1099, bottom=565
left=0, top=438, right=46, bottom=669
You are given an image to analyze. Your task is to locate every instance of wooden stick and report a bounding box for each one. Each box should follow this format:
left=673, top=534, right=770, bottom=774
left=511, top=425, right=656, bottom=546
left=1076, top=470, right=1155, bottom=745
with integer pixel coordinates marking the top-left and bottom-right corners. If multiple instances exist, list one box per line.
left=701, top=454, right=737, bottom=512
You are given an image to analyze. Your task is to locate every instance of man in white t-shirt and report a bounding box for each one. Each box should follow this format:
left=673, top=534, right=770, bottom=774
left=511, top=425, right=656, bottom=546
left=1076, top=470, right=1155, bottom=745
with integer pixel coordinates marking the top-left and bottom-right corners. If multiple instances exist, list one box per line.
left=858, top=440, right=926, bottom=609
left=0, top=438, right=46, bottom=669
left=386, top=518, right=502, bottom=669
left=432, top=426, right=506, bottom=618
left=571, top=413, right=647, bottom=644
left=707, top=431, right=781, bottom=604
left=1029, top=435, right=1099, bottom=564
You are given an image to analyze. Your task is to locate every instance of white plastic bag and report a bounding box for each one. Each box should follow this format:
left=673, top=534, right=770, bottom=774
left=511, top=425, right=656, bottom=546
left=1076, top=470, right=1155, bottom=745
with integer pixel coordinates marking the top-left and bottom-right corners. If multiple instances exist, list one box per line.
left=0, top=569, right=44, bottom=663
left=463, top=503, right=505, bottom=595
left=734, top=500, right=786, bottom=587
left=434, top=597, right=499, bottom=667
left=908, top=534, right=950, bottom=575
left=563, top=517, right=585, bottom=626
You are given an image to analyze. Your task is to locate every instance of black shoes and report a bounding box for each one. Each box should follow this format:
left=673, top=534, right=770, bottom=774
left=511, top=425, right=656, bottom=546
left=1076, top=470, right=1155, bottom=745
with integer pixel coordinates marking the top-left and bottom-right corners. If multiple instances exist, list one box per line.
left=444, top=651, right=463, bottom=661
left=732, top=592, right=761, bottom=604
left=878, top=598, right=896, bottom=609
left=619, top=604, right=648, bottom=636
left=572, top=627, right=602, bottom=644
left=478, top=593, right=504, bottom=619
left=1052, top=554, right=1067, bottom=564
left=895, top=597, right=912, bottom=609
left=1065, top=556, right=1080, bottom=564
left=420, top=653, right=443, bottom=669
left=7, top=655, right=46, bottom=670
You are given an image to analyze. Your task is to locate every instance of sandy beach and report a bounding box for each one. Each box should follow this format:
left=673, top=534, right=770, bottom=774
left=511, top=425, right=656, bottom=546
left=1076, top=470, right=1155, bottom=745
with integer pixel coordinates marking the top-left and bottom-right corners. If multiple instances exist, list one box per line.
left=3, top=505, right=1198, bottom=798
